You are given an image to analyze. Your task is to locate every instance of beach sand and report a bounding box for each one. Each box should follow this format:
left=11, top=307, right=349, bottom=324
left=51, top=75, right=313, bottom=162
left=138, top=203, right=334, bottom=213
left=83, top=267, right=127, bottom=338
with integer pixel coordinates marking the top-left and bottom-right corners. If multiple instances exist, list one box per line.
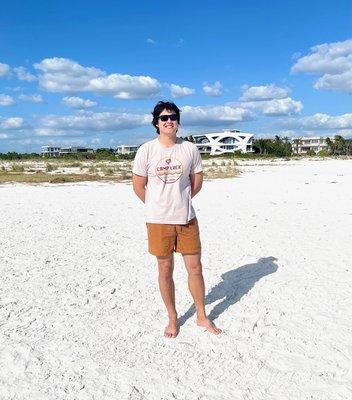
left=1, top=159, right=351, bottom=400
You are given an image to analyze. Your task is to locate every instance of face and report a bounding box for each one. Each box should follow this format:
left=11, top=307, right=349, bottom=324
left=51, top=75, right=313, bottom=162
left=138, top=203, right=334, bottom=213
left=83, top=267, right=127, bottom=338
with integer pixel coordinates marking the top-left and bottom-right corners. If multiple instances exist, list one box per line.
left=157, top=109, right=178, bottom=137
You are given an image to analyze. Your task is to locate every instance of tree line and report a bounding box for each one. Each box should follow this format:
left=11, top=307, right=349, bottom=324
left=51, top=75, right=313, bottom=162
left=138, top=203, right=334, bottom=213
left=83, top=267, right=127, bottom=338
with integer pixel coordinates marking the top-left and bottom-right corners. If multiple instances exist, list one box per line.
left=253, top=135, right=352, bottom=157
left=0, top=148, right=135, bottom=161
left=1, top=135, right=351, bottom=160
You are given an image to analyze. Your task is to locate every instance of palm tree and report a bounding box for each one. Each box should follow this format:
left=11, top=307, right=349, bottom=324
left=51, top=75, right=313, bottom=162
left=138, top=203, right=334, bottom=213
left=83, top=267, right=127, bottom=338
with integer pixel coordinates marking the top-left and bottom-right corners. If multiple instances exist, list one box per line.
left=334, top=135, right=346, bottom=155
left=292, top=138, right=302, bottom=155
left=255, top=138, right=268, bottom=154
left=325, top=137, right=335, bottom=155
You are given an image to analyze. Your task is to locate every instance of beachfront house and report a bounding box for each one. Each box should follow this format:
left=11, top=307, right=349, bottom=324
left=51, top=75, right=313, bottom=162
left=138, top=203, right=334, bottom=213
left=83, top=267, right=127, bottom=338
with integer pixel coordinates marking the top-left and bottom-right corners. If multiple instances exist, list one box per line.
left=115, top=145, right=139, bottom=155
left=41, top=146, right=95, bottom=157
left=41, top=146, right=61, bottom=157
left=187, top=130, right=254, bottom=155
left=290, top=137, right=332, bottom=154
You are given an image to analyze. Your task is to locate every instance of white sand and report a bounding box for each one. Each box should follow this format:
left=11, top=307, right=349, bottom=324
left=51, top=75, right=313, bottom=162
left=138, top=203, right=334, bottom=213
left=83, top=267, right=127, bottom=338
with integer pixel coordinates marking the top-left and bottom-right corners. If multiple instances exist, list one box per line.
left=0, top=159, right=351, bottom=400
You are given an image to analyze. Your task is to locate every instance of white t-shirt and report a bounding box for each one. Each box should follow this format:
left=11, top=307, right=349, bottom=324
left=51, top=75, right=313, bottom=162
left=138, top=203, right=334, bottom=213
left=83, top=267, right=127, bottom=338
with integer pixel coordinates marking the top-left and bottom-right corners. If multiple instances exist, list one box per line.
left=132, top=137, right=203, bottom=224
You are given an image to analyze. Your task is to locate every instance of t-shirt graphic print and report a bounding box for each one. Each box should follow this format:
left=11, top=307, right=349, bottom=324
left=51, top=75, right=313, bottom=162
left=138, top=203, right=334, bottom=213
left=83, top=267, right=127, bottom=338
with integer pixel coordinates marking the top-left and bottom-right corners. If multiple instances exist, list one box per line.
left=132, top=138, right=203, bottom=224
left=156, top=157, right=183, bottom=184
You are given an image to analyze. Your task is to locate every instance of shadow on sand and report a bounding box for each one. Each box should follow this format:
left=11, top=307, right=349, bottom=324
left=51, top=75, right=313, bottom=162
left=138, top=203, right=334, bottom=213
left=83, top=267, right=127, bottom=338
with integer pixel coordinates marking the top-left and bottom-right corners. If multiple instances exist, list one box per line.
left=178, top=256, right=278, bottom=327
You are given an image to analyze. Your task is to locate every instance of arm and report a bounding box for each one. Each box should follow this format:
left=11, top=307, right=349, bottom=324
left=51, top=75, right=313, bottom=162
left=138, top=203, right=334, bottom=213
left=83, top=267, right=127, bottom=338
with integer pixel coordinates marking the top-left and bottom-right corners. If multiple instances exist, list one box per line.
left=190, top=171, right=203, bottom=198
left=132, top=174, right=148, bottom=203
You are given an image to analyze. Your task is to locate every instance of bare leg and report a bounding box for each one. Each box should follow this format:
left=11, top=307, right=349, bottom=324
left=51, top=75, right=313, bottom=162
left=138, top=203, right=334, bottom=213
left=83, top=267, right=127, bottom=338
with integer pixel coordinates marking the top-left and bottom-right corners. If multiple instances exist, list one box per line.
left=182, top=253, right=222, bottom=335
left=156, top=254, right=179, bottom=338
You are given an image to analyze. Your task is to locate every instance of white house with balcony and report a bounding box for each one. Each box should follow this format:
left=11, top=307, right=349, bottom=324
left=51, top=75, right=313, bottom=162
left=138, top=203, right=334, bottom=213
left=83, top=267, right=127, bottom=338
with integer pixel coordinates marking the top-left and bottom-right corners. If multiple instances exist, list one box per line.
left=115, top=145, right=140, bottom=155
left=189, top=129, right=254, bottom=155
left=41, top=146, right=94, bottom=157
left=41, top=146, right=61, bottom=157
left=290, top=136, right=332, bottom=154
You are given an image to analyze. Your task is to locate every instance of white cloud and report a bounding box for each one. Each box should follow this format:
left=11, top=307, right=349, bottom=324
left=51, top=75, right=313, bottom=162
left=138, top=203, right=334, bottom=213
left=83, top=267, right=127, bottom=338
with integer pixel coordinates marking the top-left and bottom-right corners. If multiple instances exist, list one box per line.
left=62, top=96, right=97, bottom=108
left=291, top=38, right=352, bottom=92
left=34, top=57, right=103, bottom=92
left=0, top=133, right=10, bottom=139
left=181, top=105, right=255, bottom=127
left=235, top=84, right=302, bottom=116
left=14, top=66, right=37, bottom=82
left=34, top=111, right=151, bottom=136
left=1, top=117, right=24, bottom=129
left=89, top=74, right=161, bottom=99
left=34, top=57, right=162, bottom=99
left=240, top=84, right=289, bottom=101
left=169, top=84, right=195, bottom=98
left=203, top=81, right=222, bottom=97
left=147, top=38, right=156, bottom=44
left=18, top=93, right=44, bottom=103
left=0, top=94, right=15, bottom=106
left=283, top=113, right=352, bottom=130
left=238, top=97, right=303, bottom=116
left=0, top=63, right=11, bottom=77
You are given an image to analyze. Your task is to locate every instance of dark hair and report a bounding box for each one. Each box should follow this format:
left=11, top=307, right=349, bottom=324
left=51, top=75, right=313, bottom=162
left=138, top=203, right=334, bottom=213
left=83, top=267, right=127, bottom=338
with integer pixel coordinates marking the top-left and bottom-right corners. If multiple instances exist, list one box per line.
left=151, top=101, right=181, bottom=134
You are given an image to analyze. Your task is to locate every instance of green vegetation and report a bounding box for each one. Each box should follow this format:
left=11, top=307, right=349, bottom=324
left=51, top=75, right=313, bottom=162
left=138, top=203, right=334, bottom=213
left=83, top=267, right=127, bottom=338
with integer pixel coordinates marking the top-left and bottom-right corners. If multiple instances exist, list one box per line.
left=0, top=172, right=106, bottom=184
left=253, top=136, right=292, bottom=157
left=253, top=135, right=352, bottom=157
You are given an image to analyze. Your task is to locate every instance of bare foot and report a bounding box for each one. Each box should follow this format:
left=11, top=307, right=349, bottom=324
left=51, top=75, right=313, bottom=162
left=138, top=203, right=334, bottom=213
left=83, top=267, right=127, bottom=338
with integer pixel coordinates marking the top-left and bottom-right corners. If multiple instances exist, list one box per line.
left=196, top=318, right=222, bottom=335
left=164, top=318, right=179, bottom=339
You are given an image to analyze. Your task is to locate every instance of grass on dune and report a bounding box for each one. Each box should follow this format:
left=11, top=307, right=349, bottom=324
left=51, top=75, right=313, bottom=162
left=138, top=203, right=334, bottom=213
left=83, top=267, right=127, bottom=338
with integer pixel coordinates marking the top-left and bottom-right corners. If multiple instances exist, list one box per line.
left=0, top=172, right=108, bottom=184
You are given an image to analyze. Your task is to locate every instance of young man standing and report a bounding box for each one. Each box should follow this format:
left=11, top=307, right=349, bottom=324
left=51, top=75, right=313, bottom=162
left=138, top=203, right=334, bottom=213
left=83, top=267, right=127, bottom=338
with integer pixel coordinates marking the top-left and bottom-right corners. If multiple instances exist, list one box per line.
left=132, top=101, right=221, bottom=338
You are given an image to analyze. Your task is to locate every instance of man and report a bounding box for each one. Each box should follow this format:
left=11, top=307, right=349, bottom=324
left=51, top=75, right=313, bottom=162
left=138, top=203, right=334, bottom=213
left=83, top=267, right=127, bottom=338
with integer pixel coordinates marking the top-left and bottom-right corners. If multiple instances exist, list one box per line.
left=132, top=101, right=222, bottom=338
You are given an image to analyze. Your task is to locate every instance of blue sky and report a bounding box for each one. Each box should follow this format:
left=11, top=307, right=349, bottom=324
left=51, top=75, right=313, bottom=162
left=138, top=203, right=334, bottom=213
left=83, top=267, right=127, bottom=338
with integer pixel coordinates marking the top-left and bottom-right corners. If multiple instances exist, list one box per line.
left=1, top=0, right=351, bottom=152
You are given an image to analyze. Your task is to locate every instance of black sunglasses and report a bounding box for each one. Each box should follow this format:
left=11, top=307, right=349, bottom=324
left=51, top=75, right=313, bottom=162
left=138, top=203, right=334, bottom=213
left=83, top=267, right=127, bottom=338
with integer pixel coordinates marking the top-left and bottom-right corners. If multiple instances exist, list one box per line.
left=158, top=114, right=178, bottom=122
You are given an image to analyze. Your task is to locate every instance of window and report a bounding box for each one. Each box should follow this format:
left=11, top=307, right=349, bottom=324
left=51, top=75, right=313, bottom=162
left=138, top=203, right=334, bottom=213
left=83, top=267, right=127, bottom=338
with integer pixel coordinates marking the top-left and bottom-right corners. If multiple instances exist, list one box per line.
left=219, top=137, right=236, bottom=144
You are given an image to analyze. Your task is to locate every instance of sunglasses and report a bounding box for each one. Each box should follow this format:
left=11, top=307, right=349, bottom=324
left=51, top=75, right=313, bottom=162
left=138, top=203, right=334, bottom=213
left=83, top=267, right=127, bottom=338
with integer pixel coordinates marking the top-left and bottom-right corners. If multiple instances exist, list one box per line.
left=158, top=114, right=178, bottom=122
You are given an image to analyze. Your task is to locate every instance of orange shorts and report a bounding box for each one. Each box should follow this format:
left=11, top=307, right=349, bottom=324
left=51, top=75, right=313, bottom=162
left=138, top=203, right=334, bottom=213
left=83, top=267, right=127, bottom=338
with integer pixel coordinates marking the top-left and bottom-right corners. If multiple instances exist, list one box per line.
left=146, top=217, right=201, bottom=257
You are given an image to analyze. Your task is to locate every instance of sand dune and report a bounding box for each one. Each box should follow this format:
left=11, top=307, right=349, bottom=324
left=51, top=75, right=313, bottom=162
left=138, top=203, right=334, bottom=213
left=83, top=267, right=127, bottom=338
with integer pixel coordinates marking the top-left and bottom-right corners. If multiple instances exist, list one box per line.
left=0, top=159, right=351, bottom=399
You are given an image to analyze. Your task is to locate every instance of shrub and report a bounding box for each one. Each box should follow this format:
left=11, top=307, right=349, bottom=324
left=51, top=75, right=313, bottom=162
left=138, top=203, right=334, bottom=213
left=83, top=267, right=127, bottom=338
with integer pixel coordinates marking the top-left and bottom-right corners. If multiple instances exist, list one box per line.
left=306, top=149, right=316, bottom=156
left=11, top=164, right=25, bottom=172
left=46, top=163, right=57, bottom=172
left=317, top=150, right=330, bottom=157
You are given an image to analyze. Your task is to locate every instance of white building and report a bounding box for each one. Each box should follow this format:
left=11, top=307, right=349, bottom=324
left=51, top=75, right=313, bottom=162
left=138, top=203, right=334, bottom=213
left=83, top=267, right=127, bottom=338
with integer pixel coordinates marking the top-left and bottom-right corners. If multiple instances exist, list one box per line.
left=41, top=146, right=94, bottom=157
left=58, top=146, right=94, bottom=156
left=290, top=137, right=332, bottom=154
left=190, top=129, right=254, bottom=155
left=41, top=146, right=61, bottom=157
left=115, top=145, right=139, bottom=155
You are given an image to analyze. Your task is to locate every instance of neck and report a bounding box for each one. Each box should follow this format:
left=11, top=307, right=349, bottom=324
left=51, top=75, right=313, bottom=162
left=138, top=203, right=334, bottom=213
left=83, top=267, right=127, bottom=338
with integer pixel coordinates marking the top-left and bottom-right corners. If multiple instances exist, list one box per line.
left=158, top=133, right=177, bottom=147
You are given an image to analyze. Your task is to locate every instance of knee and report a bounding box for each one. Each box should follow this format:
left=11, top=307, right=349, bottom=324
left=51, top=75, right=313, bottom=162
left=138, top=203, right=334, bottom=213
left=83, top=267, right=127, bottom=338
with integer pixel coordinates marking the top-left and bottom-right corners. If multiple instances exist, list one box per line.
left=157, top=259, right=173, bottom=280
left=187, top=263, right=203, bottom=276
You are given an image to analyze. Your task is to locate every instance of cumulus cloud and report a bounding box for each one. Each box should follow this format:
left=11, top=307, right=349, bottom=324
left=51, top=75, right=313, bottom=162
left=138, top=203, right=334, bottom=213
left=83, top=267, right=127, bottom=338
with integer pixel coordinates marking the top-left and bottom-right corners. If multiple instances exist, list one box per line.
left=283, top=113, right=352, bottom=130
left=291, top=38, right=352, bottom=92
left=34, top=111, right=151, bottom=136
left=181, top=105, right=255, bottom=127
left=89, top=74, right=161, bottom=99
left=203, top=81, right=222, bottom=97
left=0, top=94, right=16, bottom=106
left=34, top=57, right=103, bottom=92
left=0, top=62, right=11, bottom=77
left=62, top=96, right=97, bottom=108
left=34, top=57, right=162, bottom=99
left=240, top=84, right=290, bottom=101
left=18, top=93, right=44, bottom=103
left=169, top=84, right=195, bottom=98
left=14, top=66, right=37, bottom=82
left=147, top=38, right=156, bottom=44
left=0, top=117, right=24, bottom=129
left=238, top=97, right=303, bottom=116
left=0, top=133, right=10, bottom=139
left=235, top=84, right=302, bottom=116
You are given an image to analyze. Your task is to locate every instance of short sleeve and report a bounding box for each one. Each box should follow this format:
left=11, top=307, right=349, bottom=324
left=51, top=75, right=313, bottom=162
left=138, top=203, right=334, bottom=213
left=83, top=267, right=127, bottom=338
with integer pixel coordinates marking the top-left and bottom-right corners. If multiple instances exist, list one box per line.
left=191, top=145, right=203, bottom=174
left=132, top=146, right=147, bottom=177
